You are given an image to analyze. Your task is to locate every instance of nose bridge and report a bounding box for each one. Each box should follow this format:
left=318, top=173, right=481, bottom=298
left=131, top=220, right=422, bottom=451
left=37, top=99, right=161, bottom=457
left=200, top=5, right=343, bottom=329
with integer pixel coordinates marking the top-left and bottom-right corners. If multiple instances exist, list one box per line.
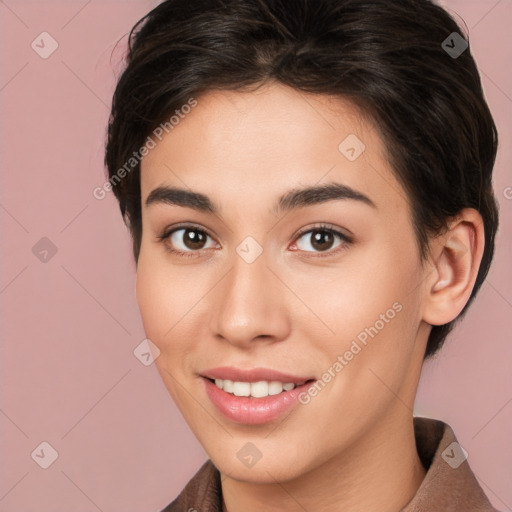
left=210, top=241, right=290, bottom=346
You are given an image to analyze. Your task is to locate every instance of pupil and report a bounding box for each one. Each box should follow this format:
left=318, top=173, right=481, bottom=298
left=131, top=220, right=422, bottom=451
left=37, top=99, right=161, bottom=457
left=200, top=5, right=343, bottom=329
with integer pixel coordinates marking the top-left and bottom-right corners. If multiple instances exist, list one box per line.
left=311, top=230, right=333, bottom=251
left=184, top=229, right=206, bottom=249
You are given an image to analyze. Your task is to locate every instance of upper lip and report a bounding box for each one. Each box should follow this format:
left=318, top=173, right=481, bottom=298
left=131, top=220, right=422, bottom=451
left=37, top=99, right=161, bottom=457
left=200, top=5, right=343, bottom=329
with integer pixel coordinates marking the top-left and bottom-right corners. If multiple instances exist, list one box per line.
left=201, top=366, right=315, bottom=383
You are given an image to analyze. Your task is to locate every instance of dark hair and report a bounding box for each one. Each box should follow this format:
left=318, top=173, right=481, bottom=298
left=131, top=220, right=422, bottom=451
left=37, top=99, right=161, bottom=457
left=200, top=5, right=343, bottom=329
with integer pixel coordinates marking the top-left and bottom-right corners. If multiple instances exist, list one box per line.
left=104, top=0, right=499, bottom=359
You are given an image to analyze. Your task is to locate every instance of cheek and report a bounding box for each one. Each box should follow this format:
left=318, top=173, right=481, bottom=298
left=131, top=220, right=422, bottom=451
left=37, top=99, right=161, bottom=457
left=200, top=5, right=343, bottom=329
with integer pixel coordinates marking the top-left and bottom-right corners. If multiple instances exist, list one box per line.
left=294, top=240, right=424, bottom=380
left=135, top=252, right=177, bottom=350
left=136, top=259, right=198, bottom=416
left=135, top=250, right=209, bottom=373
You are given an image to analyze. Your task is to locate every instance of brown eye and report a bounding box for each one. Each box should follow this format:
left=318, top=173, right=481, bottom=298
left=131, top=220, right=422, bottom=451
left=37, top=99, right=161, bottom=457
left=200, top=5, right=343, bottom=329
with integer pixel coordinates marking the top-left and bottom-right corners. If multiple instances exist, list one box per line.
left=166, top=227, right=216, bottom=253
left=182, top=229, right=207, bottom=249
left=294, top=226, right=350, bottom=254
left=310, top=230, right=335, bottom=251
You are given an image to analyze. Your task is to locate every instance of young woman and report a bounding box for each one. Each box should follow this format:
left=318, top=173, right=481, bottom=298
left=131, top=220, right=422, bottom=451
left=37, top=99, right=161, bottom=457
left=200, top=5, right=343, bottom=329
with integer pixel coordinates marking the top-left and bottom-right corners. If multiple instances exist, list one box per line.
left=104, top=0, right=500, bottom=510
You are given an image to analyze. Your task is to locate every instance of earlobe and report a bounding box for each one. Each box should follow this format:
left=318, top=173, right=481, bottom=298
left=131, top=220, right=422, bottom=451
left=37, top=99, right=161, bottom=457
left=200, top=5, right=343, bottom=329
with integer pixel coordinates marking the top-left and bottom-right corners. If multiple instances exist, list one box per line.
left=422, top=209, right=485, bottom=326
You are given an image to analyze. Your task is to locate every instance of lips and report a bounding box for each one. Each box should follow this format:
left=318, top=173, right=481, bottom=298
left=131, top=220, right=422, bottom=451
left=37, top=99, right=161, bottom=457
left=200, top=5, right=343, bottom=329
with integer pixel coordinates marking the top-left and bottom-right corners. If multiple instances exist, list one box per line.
left=201, top=366, right=314, bottom=383
left=200, top=366, right=316, bottom=424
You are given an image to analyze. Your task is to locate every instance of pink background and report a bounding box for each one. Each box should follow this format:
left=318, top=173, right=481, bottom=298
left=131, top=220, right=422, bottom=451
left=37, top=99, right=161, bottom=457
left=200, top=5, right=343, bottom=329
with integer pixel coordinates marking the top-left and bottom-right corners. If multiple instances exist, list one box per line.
left=1, top=1, right=510, bottom=510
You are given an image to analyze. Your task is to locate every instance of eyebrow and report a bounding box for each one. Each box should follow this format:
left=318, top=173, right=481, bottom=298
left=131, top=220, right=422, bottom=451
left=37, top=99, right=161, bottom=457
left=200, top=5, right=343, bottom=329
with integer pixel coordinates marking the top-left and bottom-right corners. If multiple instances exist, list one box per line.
left=144, top=181, right=376, bottom=214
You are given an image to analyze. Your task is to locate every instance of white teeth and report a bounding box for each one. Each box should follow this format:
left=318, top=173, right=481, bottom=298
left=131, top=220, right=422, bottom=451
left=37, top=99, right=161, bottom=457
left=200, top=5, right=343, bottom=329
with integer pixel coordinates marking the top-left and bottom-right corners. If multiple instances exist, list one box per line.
left=233, top=381, right=251, bottom=396
left=250, top=381, right=268, bottom=398
left=212, top=379, right=302, bottom=397
left=268, top=381, right=283, bottom=395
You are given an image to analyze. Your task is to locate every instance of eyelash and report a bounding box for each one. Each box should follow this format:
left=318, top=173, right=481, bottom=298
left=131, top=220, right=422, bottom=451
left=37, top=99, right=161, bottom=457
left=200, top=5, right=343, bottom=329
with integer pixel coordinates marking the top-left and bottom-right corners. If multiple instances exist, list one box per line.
left=157, top=222, right=353, bottom=259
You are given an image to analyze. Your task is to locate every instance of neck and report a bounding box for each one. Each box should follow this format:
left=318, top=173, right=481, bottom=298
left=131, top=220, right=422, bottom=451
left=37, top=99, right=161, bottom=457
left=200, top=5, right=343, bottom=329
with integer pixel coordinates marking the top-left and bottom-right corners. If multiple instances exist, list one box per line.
left=221, top=411, right=426, bottom=512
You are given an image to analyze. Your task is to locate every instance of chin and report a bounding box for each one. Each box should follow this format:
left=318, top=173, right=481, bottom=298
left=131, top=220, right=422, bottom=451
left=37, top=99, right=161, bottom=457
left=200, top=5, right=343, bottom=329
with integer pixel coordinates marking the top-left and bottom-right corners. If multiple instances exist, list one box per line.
left=207, top=445, right=313, bottom=484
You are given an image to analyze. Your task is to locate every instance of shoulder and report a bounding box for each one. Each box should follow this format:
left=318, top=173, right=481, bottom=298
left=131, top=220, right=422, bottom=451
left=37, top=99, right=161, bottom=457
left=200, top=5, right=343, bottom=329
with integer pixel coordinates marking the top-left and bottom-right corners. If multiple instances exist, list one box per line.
left=402, top=416, right=501, bottom=511
left=157, top=420, right=503, bottom=512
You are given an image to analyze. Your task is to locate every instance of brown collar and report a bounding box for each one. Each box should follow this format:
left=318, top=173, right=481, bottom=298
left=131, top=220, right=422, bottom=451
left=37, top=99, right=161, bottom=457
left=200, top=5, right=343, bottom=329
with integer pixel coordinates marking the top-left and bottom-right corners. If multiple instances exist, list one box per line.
left=162, top=417, right=499, bottom=511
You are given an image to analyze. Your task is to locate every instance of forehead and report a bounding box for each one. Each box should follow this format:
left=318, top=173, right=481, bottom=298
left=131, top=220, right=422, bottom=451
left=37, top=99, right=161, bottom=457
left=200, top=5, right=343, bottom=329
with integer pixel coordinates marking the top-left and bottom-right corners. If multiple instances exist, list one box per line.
left=143, top=83, right=376, bottom=162
left=139, top=83, right=407, bottom=217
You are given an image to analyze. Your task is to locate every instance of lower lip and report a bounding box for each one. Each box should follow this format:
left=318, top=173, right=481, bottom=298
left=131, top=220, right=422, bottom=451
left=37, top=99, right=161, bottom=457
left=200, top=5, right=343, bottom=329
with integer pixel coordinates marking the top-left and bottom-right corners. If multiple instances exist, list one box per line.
left=202, top=377, right=315, bottom=425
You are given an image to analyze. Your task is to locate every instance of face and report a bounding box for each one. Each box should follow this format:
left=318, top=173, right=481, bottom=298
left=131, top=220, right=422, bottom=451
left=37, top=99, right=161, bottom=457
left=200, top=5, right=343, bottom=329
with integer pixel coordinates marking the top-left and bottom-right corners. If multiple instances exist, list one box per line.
left=136, top=82, right=431, bottom=482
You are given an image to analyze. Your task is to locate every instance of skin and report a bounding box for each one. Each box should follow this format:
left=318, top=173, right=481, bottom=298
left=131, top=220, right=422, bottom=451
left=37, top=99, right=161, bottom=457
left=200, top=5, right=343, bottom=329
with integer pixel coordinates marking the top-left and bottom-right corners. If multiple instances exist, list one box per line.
left=136, top=81, right=484, bottom=512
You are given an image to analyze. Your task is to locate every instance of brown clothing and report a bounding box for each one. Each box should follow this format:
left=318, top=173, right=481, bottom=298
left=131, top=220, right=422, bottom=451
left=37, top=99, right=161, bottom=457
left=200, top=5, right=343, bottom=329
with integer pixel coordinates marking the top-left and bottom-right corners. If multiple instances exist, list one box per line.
left=161, top=416, right=500, bottom=511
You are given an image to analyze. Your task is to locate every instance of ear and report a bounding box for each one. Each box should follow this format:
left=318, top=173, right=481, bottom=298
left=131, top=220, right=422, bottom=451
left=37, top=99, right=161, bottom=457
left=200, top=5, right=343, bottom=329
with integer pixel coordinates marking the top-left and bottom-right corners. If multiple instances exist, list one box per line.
left=422, top=208, right=485, bottom=326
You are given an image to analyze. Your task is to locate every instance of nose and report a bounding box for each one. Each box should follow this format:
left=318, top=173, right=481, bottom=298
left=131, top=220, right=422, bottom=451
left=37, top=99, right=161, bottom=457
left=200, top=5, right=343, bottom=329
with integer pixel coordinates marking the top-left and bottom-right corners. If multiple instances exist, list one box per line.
left=209, top=251, right=291, bottom=349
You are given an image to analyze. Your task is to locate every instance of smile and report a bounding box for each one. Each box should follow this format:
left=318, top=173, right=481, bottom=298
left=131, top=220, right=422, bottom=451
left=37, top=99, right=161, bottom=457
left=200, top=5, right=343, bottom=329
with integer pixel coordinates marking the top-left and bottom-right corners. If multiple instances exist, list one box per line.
left=200, top=367, right=316, bottom=424
left=212, top=379, right=306, bottom=398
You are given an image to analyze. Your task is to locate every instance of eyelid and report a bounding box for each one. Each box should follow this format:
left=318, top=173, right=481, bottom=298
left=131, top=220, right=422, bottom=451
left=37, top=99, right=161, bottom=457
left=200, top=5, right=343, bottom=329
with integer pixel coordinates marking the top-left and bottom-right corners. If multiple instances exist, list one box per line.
left=158, top=221, right=214, bottom=240
left=292, top=222, right=353, bottom=241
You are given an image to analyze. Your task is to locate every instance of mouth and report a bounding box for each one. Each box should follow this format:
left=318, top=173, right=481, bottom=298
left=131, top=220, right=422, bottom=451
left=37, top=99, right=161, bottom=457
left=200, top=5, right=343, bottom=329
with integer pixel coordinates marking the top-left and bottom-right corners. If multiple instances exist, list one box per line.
left=200, top=367, right=317, bottom=424
left=205, top=377, right=313, bottom=398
